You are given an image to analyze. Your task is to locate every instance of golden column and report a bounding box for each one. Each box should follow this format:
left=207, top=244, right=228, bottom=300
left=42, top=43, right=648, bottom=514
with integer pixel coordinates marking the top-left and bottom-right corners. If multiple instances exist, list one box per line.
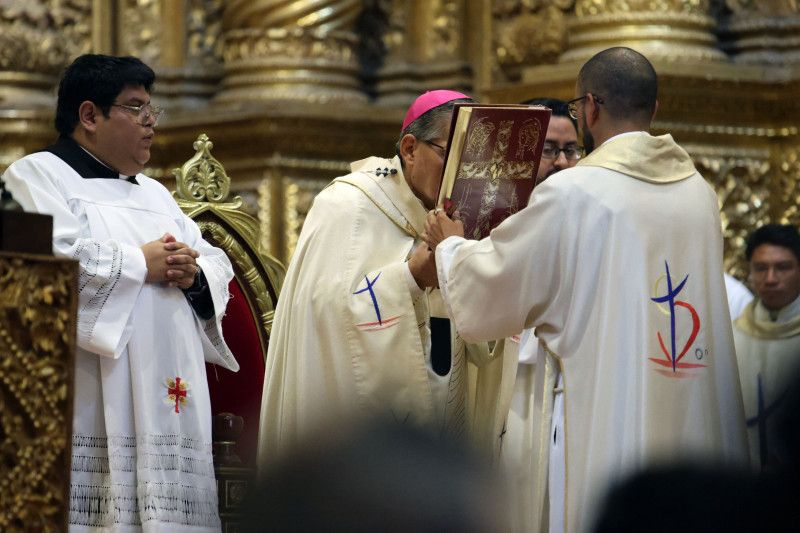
left=110, top=0, right=225, bottom=109
left=216, top=0, right=366, bottom=103
left=561, top=0, right=725, bottom=64
left=721, top=1, right=800, bottom=65
left=367, top=0, right=473, bottom=106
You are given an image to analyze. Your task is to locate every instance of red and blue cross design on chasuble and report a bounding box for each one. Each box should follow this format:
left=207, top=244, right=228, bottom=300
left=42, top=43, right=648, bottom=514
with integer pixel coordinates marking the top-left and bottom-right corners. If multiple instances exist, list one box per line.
left=647, top=261, right=707, bottom=378
left=353, top=272, right=401, bottom=330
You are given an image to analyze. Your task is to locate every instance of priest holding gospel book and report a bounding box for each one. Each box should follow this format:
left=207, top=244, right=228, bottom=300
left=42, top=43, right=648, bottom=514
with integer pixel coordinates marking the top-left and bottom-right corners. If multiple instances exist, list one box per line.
left=418, top=47, right=748, bottom=533
left=258, top=90, right=517, bottom=466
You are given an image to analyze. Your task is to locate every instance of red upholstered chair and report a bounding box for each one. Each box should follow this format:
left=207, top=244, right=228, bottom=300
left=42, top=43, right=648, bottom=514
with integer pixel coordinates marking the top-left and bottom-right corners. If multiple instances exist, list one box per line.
left=172, top=134, right=285, bottom=467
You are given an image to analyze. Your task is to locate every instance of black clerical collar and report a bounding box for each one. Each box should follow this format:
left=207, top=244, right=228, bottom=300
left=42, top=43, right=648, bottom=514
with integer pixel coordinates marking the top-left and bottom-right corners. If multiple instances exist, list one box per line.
left=41, top=136, right=139, bottom=184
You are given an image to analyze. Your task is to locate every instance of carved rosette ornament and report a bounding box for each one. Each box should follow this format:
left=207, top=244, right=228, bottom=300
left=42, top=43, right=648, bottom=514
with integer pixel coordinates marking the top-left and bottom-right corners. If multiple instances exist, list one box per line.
left=217, top=0, right=366, bottom=103
left=560, top=0, right=725, bottom=64
left=0, top=254, right=77, bottom=530
left=0, top=0, right=91, bottom=107
left=722, top=0, right=800, bottom=65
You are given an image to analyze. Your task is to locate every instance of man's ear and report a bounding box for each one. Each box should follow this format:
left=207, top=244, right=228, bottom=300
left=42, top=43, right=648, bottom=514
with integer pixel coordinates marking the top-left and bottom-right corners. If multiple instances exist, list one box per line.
left=585, top=94, right=601, bottom=129
left=78, top=101, right=99, bottom=133
left=399, top=133, right=417, bottom=165
left=651, top=99, right=659, bottom=122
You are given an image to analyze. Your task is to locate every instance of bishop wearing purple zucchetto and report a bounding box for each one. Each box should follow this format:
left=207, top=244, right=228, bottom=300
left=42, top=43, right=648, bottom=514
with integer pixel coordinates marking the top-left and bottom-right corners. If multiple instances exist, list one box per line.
left=257, top=90, right=516, bottom=462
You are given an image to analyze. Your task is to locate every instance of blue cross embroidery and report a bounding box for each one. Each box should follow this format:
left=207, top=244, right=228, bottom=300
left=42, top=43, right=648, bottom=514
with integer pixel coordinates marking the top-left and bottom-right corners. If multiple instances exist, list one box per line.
left=746, top=373, right=787, bottom=470
left=353, top=272, right=383, bottom=325
left=650, top=260, right=689, bottom=372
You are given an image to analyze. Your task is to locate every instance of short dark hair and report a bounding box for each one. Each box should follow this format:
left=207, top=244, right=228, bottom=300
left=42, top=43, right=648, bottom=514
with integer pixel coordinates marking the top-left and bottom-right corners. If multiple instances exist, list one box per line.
left=745, top=224, right=800, bottom=262
left=521, top=97, right=577, bottom=134
left=395, top=98, right=473, bottom=162
left=55, top=54, right=155, bottom=136
left=577, top=47, right=657, bottom=122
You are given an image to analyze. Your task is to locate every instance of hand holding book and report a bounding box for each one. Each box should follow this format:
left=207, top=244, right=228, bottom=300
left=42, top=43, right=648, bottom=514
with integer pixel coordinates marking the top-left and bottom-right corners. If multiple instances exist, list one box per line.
left=423, top=209, right=464, bottom=250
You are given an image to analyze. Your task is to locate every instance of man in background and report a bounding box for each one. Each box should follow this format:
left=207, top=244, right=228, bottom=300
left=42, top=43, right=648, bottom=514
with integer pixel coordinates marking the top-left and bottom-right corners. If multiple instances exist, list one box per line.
left=734, top=224, right=800, bottom=471
left=420, top=47, right=748, bottom=532
left=3, top=54, right=237, bottom=531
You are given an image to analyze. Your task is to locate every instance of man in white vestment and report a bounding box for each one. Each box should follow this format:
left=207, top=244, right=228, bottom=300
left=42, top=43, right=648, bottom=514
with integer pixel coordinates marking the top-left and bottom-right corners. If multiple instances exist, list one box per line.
left=734, top=224, right=800, bottom=471
left=3, top=55, right=237, bottom=532
left=258, top=90, right=516, bottom=464
left=501, top=98, right=582, bottom=532
left=419, top=47, right=748, bottom=533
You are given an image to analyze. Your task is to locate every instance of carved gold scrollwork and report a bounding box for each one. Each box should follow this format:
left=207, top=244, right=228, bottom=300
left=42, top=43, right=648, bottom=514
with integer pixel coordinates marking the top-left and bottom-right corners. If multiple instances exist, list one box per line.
left=173, top=134, right=234, bottom=204
left=118, top=0, right=162, bottom=65
left=693, top=153, right=772, bottom=277
left=776, top=145, right=800, bottom=226
left=0, top=254, right=76, bottom=530
left=0, top=0, right=91, bottom=107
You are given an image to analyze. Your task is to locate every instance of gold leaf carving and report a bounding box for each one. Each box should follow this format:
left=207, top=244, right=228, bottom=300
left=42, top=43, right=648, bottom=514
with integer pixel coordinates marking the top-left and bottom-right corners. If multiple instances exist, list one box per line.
left=694, top=154, right=771, bottom=278
left=0, top=254, right=76, bottom=530
left=118, top=0, right=162, bottom=64
left=575, top=0, right=710, bottom=16
left=492, top=0, right=574, bottom=80
left=173, top=134, right=233, bottom=204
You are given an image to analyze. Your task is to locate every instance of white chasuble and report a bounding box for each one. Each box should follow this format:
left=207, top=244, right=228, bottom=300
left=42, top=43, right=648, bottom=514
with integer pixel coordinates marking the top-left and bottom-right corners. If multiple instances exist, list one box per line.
left=4, top=140, right=237, bottom=533
left=436, top=132, right=749, bottom=533
left=734, top=296, right=800, bottom=470
left=257, top=156, right=515, bottom=463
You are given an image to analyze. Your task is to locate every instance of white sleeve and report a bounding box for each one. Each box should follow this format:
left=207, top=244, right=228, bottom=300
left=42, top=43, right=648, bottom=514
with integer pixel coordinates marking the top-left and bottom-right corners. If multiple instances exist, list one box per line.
left=435, top=235, right=467, bottom=322
left=172, top=204, right=238, bottom=371
left=432, top=179, right=589, bottom=344
left=3, top=157, right=147, bottom=358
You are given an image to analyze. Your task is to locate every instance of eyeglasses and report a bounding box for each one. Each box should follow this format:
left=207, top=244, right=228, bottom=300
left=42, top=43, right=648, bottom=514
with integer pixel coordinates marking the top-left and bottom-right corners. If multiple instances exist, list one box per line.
left=541, top=143, right=583, bottom=161
left=111, top=102, right=164, bottom=127
left=424, top=140, right=447, bottom=158
left=567, top=94, right=604, bottom=120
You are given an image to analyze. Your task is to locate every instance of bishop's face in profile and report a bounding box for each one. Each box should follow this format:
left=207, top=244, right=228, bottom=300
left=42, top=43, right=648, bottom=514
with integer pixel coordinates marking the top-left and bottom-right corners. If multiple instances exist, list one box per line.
left=399, top=116, right=451, bottom=210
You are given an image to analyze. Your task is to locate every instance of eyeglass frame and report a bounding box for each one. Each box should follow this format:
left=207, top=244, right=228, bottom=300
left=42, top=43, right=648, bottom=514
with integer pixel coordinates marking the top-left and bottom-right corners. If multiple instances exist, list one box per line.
left=567, top=93, right=604, bottom=120
left=541, top=143, right=583, bottom=161
left=110, top=102, right=164, bottom=127
left=423, top=139, right=447, bottom=158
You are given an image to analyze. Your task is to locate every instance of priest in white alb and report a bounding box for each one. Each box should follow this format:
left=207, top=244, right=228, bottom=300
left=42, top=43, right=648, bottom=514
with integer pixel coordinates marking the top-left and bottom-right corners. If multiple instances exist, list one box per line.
left=258, top=90, right=517, bottom=464
left=734, top=224, right=800, bottom=471
left=420, top=47, right=748, bottom=533
left=3, top=55, right=237, bottom=532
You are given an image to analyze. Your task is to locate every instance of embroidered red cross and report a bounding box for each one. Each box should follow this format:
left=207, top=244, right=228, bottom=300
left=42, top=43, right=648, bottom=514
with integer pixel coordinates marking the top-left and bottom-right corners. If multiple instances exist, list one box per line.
left=167, top=377, right=187, bottom=413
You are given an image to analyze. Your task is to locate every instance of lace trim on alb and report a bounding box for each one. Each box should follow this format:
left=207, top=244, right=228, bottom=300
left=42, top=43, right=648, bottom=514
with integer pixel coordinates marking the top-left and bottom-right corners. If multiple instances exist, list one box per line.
left=71, top=453, right=215, bottom=477
left=73, top=434, right=210, bottom=452
left=69, top=482, right=220, bottom=528
left=73, top=239, right=123, bottom=341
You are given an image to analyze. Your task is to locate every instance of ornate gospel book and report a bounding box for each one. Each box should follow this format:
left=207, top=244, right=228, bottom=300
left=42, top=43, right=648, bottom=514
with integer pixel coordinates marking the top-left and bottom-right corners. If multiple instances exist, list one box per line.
left=437, top=104, right=551, bottom=240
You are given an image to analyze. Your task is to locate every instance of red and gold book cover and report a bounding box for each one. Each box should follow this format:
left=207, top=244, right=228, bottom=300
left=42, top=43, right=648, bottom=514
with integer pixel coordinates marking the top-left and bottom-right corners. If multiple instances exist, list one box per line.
left=440, top=105, right=551, bottom=240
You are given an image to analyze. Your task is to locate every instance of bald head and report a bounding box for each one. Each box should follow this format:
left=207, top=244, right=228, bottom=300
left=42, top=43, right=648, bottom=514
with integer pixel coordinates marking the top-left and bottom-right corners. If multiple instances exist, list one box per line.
left=577, top=47, right=657, bottom=125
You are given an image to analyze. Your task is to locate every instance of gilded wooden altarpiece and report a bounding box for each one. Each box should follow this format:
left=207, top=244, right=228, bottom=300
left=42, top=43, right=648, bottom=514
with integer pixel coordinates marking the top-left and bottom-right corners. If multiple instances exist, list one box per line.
left=0, top=0, right=798, bottom=280
left=0, top=253, right=77, bottom=531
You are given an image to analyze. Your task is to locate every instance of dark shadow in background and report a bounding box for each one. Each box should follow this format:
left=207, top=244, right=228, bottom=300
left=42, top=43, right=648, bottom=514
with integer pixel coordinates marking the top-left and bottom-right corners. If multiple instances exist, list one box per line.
left=594, top=366, right=800, bottom=532
left=242, top=418, right=506, bottom=533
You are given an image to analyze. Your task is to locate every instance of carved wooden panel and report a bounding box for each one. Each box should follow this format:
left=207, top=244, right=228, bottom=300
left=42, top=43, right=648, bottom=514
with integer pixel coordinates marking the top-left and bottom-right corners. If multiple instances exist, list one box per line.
left=0, top=253, right=77, bottom=531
